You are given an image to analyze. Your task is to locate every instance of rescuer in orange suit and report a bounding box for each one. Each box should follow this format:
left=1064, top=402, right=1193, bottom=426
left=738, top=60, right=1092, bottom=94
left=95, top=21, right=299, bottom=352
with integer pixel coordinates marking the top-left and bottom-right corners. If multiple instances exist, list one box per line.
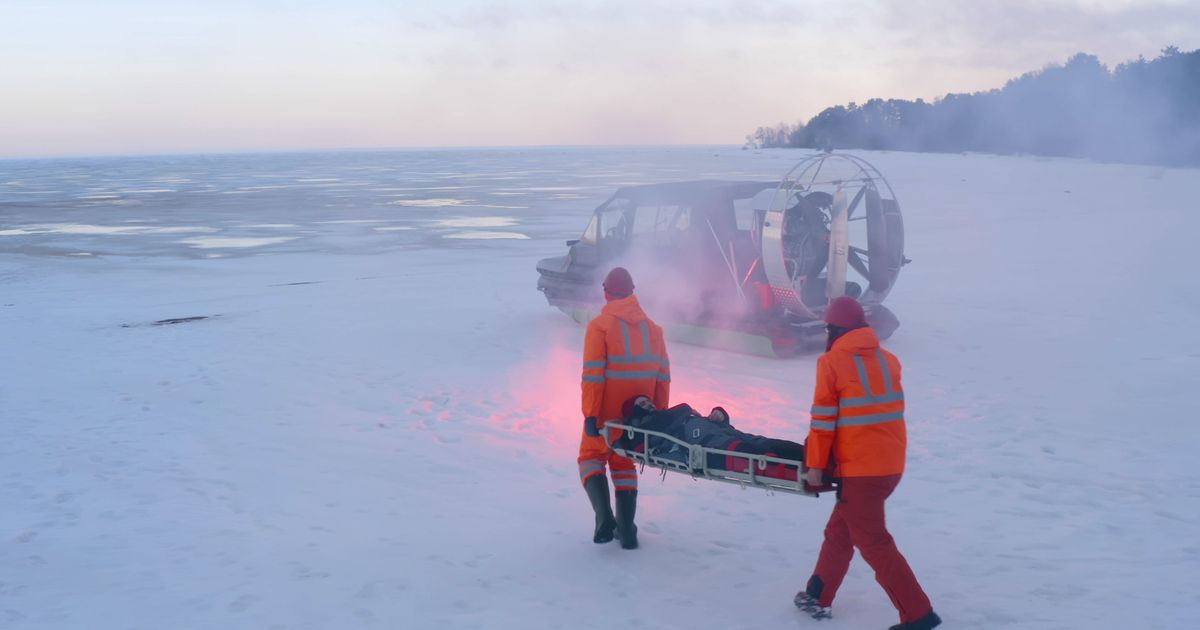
left=794, top=297, right=942, bottom=630
left=578, top=267, right=669, bottom=550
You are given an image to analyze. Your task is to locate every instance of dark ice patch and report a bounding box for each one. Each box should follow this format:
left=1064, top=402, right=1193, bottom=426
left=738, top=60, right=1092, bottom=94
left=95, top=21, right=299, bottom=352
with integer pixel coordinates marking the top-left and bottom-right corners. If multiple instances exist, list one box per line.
left=121, top=315, right=217, bottom=328
left=153, top=316, right=210, bottom=326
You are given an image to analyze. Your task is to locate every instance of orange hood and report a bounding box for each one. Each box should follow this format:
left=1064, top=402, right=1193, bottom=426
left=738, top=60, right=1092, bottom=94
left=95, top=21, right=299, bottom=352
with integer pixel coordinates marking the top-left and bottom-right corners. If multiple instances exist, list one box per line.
left=601, top=295, right=651, bottom=324
left=830, top=326, right=881, bottom=356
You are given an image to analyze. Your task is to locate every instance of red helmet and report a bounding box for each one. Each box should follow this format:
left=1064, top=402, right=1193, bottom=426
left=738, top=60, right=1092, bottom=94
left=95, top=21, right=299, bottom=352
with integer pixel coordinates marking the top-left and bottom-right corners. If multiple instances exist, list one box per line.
left=603, top=267, right=634, bottom=300
left=824, top=296, right=868, bottom=328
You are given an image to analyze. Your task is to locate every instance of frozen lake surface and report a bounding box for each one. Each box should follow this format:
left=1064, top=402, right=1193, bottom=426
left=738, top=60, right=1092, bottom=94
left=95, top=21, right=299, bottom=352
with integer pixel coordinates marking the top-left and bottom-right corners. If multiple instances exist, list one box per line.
left=0, top=147, right=806, bottom=258
left=1, top=147, right=1198, bottom=629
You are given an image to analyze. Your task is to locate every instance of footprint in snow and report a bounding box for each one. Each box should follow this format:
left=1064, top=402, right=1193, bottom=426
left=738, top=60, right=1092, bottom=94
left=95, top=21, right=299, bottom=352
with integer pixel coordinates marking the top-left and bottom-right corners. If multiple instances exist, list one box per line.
left=228, top=594, right=258, bottom=612
left=710, top=540, right=746, bottom=551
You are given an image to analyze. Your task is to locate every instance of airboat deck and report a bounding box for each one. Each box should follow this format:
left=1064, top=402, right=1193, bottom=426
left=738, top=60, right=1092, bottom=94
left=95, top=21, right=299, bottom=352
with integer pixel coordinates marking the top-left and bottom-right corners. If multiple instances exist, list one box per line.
left=601, top=421, right=823, bottom=496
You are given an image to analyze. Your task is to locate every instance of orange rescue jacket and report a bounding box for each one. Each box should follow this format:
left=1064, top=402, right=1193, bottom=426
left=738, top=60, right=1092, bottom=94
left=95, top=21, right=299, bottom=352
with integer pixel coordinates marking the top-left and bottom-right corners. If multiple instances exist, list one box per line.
left=581, top=295, right=670, bottom=425
left=805, top=327, right=906, bottom=477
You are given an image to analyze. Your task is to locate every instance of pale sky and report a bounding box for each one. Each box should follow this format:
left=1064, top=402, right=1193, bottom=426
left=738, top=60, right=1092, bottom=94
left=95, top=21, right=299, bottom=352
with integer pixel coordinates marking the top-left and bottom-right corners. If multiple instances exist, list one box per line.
left=1, top=0, right=1197, bottom=157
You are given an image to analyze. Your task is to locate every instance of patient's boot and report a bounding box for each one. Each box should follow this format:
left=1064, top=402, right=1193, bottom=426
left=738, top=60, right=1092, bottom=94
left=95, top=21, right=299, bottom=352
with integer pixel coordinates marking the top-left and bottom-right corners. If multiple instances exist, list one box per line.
left=584, top=475, right=616, bottom=543
left=615, top=489, right=638, bottom=549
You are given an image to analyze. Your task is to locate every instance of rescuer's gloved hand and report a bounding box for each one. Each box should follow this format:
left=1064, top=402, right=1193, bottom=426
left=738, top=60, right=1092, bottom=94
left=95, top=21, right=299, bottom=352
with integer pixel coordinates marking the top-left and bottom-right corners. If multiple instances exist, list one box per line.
left=805, top=467, right=826, bottom=488
left=584, top=416, right=600, bottom=437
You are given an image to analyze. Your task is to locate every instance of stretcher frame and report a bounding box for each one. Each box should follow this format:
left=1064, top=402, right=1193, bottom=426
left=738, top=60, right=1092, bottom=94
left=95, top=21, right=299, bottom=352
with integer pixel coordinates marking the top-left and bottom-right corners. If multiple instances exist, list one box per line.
left=602, top=422, right=820, bottom=496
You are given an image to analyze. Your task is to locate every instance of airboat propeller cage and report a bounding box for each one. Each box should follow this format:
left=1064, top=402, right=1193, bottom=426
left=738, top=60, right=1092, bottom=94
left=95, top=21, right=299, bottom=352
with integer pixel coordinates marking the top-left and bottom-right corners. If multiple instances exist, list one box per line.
left=760, top=154, right=905, bottom=319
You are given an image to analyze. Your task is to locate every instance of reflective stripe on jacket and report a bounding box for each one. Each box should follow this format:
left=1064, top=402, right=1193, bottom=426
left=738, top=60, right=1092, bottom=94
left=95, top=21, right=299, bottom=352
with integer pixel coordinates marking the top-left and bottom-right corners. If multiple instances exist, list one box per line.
left=805, top=326, right=906, bottom=477
left=581, top=295, right=670, bottom=424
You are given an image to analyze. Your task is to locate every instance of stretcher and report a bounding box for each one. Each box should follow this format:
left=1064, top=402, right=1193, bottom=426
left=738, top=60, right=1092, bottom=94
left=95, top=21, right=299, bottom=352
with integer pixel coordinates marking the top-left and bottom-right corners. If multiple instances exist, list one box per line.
left=602, top=421, right=823, bottom=497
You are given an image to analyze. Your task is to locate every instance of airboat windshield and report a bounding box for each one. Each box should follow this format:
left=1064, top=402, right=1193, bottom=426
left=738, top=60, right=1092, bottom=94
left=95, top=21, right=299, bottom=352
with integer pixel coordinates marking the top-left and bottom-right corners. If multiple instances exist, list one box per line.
left=588, top=194, right=699, bottom=251
left=580, top=214, right=598, bottom=245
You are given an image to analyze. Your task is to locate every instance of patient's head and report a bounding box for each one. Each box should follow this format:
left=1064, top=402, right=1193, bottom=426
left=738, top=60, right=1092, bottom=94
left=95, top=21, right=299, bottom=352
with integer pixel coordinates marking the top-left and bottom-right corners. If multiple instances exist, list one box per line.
left=622, top=395, right=656, bottom=420
left=707, top=406, right=729, bottom=423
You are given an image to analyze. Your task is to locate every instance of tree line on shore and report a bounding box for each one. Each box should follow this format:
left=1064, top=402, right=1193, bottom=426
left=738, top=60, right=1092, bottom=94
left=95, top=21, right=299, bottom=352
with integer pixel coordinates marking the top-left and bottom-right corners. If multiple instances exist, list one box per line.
left=746, top=47, right=1200, bottom=166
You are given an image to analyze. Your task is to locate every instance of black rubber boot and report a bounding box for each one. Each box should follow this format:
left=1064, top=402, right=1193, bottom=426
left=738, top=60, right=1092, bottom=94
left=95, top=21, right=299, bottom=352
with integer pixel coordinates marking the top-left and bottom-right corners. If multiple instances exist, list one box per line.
left=583, top=475, right=616, bottom=543
left=794, top=575, right=832, bottom=619
left=888, top=610, right=941, bottom=630
left=615, top=489, right=638, bottom=549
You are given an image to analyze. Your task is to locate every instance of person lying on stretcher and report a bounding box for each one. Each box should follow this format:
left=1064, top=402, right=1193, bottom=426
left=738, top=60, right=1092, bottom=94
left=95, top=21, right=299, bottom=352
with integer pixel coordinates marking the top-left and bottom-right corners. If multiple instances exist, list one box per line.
left=614, top=395, right=806, bottom=481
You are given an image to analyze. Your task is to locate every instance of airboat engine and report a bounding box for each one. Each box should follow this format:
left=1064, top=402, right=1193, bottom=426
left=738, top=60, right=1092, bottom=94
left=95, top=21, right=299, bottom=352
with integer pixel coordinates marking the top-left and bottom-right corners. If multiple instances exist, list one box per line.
left=758, top=153, right=906, bottom=339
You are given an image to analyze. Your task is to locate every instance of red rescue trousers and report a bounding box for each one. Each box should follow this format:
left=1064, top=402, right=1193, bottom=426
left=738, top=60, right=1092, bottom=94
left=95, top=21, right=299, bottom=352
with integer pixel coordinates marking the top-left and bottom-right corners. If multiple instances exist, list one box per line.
left=811, top=475, right=932, bottom=624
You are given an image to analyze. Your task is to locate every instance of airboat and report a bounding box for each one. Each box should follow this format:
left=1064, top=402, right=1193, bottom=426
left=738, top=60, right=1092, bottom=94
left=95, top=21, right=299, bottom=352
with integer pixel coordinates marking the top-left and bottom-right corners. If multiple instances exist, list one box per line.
left=535, top=153, right=908, bottom=357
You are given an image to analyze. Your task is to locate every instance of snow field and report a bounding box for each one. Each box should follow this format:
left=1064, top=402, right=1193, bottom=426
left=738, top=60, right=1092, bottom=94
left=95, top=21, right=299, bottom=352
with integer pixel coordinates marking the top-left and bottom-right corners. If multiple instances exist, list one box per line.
left=2, top=149, right=1198, bottom=629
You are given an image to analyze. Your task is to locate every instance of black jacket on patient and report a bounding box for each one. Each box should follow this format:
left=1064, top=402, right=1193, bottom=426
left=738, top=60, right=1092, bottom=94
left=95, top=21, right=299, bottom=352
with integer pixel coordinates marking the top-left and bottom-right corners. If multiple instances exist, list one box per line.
left=620, top=403, right=805, bottom=477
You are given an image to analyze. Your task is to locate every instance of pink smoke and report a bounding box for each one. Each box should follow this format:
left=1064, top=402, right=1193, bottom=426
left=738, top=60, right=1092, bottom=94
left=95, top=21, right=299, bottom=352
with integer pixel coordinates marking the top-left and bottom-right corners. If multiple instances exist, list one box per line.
left=492, top=337, right=584, bottom=451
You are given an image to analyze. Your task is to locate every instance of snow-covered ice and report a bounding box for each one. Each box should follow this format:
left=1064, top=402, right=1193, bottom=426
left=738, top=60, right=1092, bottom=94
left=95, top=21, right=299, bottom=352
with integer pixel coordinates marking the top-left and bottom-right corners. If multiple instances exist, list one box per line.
left=1, top=147, right=1198, bottom=629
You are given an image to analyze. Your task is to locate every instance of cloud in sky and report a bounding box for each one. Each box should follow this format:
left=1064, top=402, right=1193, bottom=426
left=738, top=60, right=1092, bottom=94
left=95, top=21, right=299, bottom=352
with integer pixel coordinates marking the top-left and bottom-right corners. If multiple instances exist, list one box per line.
left=1, top=0, right=1197, bottom=157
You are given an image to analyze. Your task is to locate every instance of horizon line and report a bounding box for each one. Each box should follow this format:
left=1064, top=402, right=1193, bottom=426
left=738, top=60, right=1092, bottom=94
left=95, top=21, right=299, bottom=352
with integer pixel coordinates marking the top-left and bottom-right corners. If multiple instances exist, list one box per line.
left=0, top=142, right=782, bottom=163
